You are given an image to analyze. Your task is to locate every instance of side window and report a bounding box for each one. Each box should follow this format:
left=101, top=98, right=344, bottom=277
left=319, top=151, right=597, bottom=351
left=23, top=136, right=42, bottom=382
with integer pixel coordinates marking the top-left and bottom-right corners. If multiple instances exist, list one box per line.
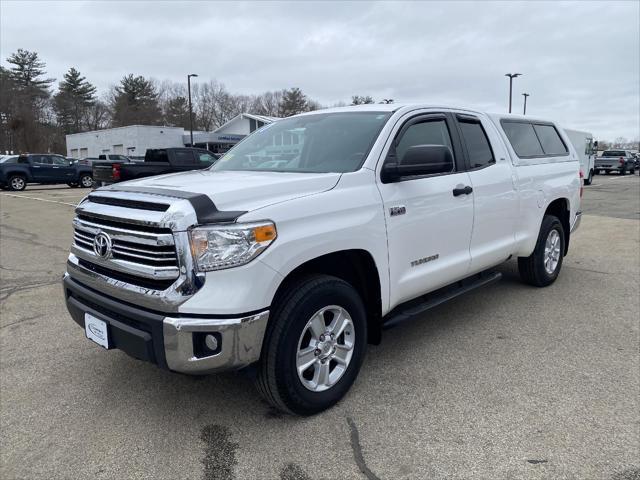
left=458, top=119, right=495, bottom=169
left=18, top=156, right=29, bottom=164
left=173, top=150, right=196, bottom=165
left=198, top=153, right=215, bottom=163
left=395, top=119, right=453, bottom=168
left=532, top=124, right=567, bottom=156
left=51, top=156, right=68, bottom=166
left=501, top=122, right=544, bottom=157
left=33, top=155, right=51, bottom=165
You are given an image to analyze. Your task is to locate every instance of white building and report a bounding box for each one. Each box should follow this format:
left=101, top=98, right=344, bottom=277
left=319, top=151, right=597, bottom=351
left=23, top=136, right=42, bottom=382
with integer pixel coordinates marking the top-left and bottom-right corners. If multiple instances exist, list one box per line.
left=66, top=113, right=279, bottom=158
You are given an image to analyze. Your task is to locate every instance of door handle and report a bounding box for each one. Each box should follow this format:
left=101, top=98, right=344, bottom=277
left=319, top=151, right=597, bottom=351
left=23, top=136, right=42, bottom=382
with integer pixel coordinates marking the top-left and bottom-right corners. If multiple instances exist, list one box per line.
left=452, top=185, right=473, bottom=197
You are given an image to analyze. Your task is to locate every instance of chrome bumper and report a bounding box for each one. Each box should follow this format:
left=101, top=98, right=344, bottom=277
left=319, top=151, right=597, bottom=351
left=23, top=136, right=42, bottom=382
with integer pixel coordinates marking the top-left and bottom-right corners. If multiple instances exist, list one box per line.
left=63, top=273, right=269, bottom=374
left=571, top=211, right=582, bottom=233
left=163, top=311, right=269, bottom=374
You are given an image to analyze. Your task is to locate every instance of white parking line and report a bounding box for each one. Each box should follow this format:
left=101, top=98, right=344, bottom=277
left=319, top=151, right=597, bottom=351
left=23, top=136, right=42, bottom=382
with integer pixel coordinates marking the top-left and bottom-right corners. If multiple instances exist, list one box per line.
left=1, top=193, right=77, bottom=206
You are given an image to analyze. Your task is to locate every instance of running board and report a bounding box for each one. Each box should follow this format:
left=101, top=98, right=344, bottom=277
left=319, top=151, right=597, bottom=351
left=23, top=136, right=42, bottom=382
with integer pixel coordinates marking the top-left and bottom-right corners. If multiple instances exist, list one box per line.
left=382, top=271, right=502, bottom=330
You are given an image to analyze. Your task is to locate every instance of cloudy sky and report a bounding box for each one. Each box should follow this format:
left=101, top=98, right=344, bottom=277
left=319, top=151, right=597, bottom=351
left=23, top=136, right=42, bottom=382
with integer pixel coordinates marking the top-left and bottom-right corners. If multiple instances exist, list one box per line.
left=1, top=1, right=638, bottom=140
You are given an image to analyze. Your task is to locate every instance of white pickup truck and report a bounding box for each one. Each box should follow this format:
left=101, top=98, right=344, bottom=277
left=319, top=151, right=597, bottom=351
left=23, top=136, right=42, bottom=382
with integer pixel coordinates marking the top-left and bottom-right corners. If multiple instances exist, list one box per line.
left=63, top=104, right=582, bottom=415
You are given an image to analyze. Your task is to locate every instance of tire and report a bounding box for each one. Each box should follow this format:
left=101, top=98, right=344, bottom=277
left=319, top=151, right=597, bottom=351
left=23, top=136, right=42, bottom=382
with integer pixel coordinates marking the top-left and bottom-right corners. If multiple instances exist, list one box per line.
left=584, top=170, right=593, bottom=185
left=518, top=215, right=565, bottom=287
left=8, top=175, right=26, bottom=191
left=255, top=274, right=368, bottom=416
left=79, top=174, right=93, bottom=188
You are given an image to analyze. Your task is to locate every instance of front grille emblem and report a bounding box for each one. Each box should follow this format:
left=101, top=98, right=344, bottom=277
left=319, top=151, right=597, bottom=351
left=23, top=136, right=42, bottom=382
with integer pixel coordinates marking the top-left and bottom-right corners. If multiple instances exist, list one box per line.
left=93, top=232, right=112, bottom=259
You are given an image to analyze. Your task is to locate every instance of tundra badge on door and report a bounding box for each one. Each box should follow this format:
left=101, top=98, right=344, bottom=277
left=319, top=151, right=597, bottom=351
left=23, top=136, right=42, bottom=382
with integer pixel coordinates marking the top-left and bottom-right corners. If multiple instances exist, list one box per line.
left=389, top=205, right=406, bottom=216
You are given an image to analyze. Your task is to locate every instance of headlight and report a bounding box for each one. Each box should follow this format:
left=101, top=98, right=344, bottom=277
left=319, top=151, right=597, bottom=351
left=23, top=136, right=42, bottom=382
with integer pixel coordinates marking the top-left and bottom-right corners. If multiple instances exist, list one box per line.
left=189, top=221, right=277, bottom=271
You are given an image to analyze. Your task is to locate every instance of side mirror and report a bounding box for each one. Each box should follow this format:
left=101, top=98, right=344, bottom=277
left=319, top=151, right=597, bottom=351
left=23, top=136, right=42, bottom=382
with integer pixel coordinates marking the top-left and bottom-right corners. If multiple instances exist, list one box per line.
left=382, top=145, right=453, bottom=182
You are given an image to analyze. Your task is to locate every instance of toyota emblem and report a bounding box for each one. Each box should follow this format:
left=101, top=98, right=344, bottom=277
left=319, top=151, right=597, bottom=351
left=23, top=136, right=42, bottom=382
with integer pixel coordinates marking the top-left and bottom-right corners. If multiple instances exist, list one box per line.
left=93, top=232, right=112, bottom=259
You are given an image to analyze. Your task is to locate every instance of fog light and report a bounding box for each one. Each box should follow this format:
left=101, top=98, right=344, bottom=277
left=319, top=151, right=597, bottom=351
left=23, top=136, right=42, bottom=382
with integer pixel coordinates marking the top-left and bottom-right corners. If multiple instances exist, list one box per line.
left=193, top=332, right=222, bottom=358
left=205, top=334, right=218, bottom=351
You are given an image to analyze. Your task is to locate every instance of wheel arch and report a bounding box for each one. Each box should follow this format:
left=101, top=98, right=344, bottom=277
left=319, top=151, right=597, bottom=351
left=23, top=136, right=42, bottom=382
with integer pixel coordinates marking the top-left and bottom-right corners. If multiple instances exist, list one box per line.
left=544, top=197, right=571, bottom=255
left=270, top=249, right=383, bottom=344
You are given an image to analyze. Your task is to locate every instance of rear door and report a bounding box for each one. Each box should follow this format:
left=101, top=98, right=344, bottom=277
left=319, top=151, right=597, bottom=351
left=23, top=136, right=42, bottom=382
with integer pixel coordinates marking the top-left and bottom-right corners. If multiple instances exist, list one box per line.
left=30, top=155, right=54, bottom=181
left=376, top=111, right=474, bottom=308
left=454, top=113, right=519, bottom=272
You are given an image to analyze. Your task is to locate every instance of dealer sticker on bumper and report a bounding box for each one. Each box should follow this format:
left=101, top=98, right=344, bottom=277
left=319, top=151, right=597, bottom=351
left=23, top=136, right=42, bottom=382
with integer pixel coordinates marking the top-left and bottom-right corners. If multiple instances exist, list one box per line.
left=85, top=313, right=109, bottom=349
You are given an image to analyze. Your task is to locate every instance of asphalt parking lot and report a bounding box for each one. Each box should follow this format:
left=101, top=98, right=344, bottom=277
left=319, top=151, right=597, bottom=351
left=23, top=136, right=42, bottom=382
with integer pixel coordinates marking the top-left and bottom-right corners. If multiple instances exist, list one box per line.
left=1, top=175, right=639, bottom=480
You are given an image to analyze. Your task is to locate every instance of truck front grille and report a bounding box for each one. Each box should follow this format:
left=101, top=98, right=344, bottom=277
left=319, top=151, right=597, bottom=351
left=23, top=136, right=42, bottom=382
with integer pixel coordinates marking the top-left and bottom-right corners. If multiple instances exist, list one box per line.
left=71, top=213, right=180, bottom=290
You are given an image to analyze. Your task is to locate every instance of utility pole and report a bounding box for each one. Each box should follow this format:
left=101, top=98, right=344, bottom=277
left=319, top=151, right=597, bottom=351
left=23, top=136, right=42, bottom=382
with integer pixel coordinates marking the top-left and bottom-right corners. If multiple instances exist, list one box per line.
left=522, top=93, right=530, bottom=115
left=505, top=73, right=522, bottom=113
left=187, top=73, right=198, bottom=146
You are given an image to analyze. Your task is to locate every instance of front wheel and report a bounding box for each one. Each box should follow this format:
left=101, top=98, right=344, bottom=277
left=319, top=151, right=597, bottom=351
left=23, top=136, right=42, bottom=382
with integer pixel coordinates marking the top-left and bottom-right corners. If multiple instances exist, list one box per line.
left=79, top=174, right=93, bottom=188
left=8, top=175, right=26, bottom=191
left=518, top=215, right=565, bottom=287
left=255, top=275, right=367, bottom=416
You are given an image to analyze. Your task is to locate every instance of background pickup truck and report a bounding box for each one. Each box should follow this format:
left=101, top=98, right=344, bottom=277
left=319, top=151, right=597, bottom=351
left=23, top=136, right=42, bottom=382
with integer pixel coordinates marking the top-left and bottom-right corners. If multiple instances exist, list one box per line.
left=0, top=153, right=93, bottom=191
left=595, top=150, right=636, bottom=175
left=92, top=147, right=218, bottom=186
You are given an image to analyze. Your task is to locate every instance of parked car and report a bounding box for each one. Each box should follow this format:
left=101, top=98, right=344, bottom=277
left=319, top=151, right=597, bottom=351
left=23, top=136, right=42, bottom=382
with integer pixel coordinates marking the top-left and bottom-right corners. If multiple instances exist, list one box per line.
left=0, top=155, right=19, bottom=164
left=564, top=129, right=596, bottom=185
left=0, top=153, right=93, bottom=191
left=63, top=105, right=582, bottom=415
left=594, top=150, right=636, bottom=175
left=92, top=147, right=217, bottom=186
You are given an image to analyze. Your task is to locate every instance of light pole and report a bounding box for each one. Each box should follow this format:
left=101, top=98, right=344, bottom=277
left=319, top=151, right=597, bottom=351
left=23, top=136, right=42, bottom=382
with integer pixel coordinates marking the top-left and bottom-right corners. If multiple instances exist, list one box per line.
left=505, top=73, right=522, bottom=113
left=187, top=73, right=198, bottom=146
left=522, top=93, right=530, bottom=115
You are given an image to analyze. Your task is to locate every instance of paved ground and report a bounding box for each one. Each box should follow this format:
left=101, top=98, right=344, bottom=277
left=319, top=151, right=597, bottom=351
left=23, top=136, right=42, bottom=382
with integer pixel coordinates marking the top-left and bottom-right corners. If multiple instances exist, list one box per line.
left=1, top=176, right=639, bottom=480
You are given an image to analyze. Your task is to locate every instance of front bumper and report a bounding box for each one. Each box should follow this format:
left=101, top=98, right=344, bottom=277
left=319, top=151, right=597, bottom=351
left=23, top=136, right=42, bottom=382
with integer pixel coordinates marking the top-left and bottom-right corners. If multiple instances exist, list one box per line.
left=63, top=274, right=269, bottom=374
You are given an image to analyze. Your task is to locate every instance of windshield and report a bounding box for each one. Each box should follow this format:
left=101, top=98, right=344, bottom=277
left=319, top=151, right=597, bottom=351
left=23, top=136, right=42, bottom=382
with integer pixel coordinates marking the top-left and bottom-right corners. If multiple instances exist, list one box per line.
left=211, top=111, right=391, bottom=173
left=602, top=150, right=625, bottom=157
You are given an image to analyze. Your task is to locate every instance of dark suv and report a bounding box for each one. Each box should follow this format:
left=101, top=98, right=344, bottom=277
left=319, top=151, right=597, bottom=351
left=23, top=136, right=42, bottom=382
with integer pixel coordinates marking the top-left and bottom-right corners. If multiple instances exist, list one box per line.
left=0, top=154, right=94, bottom=191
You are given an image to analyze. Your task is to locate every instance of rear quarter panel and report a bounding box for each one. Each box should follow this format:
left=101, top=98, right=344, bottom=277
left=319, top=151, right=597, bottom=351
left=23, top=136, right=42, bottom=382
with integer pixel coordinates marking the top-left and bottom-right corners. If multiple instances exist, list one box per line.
left=488, top=114, right=581, bottom=256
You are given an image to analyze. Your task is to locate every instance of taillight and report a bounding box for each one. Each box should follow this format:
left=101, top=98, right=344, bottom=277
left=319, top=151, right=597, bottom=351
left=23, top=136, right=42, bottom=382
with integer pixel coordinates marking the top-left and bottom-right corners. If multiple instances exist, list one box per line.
left=579, top=170, right=584, bottom=198
left=112, top=163, right=121, bottom=181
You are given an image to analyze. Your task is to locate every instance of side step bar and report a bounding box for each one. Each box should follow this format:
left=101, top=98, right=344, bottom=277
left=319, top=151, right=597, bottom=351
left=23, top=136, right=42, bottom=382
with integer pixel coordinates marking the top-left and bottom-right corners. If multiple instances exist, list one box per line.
left=382, top=271, right=502, bottom=330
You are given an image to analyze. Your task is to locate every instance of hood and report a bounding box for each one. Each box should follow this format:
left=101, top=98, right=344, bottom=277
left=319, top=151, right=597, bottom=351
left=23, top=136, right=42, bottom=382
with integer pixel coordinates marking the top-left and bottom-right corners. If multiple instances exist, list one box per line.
left=118, top=169, right=341, bottom=212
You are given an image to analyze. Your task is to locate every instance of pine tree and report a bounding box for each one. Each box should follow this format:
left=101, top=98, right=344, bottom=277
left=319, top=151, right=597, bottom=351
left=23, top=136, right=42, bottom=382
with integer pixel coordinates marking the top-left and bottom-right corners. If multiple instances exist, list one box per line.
left=278, top=88, right=308, bottom=117
left=164, top=96, right=191, bottom=129
left=54, top=67, right=97, bottom=134
left=111, top=74, right=162, bottom=126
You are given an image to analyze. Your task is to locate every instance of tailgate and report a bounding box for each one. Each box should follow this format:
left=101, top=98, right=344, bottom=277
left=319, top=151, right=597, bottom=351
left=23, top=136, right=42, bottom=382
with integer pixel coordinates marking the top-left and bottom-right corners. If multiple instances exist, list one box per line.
left=92, top=163, right=115, bottom=182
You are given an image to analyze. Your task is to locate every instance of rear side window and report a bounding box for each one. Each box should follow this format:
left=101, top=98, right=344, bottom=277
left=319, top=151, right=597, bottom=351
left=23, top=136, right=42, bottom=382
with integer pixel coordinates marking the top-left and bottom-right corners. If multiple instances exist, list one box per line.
left=458, top=120, right=495, bottom=169
left=396, top=119, right=453, bottom=166
left=173, top=150, right=196, bottom=165
left=602, top=150, right=625, bottom=157
left=533, top=125, right=567, bottom=155
left=501, top=122, right=544, bottom=157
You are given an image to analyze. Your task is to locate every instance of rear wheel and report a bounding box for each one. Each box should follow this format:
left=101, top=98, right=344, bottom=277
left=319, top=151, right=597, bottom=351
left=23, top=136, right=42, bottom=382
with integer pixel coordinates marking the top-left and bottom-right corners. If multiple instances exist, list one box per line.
left=255, top=275, right=367, bottom=416
left=518, top=215, right=565, bottom=287
left=79, top=174, right=93, bottom=188
left=8, top=175, right=26, bottom=191
left=584, top=169, right=593, bottom=185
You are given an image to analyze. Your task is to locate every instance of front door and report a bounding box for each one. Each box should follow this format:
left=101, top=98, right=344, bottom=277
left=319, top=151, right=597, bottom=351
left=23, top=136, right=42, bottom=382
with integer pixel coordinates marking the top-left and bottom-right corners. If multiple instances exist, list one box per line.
left=50, top=155, right=76, bottom=182
left=376, top=112, right=474, bottom=310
